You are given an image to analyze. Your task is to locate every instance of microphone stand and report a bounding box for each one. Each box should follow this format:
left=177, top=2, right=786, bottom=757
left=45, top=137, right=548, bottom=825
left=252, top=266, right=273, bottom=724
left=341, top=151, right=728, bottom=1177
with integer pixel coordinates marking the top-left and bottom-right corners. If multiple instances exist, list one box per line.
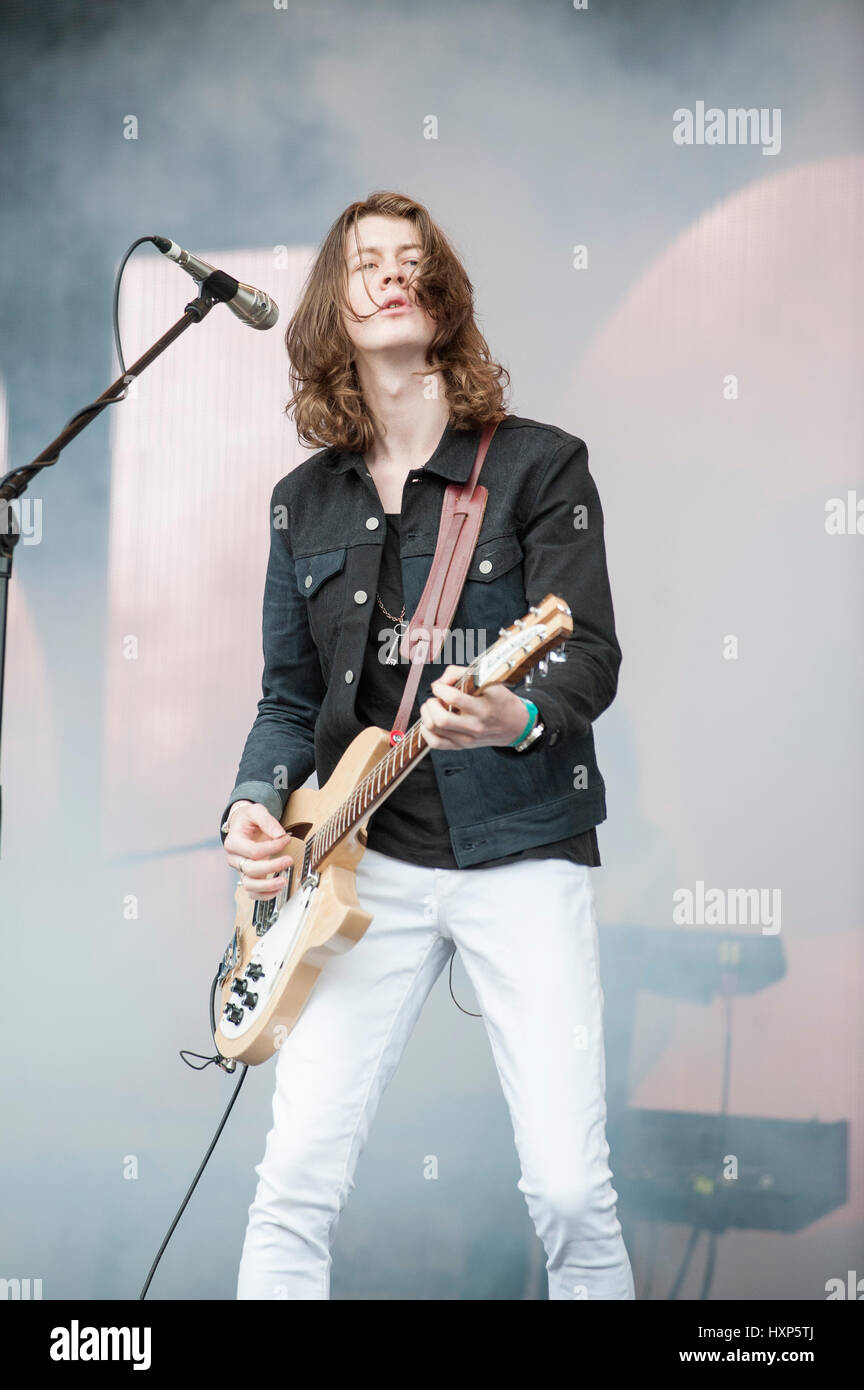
left=0, top=285, right=223, bottom=855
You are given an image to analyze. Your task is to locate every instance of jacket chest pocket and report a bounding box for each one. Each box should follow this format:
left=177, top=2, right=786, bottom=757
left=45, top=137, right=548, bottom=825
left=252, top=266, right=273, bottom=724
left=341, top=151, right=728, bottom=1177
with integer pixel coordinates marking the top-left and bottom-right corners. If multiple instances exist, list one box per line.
left=456, top=532, right=527, bottom=633
left=294, top=549, right=348, bottom=651
left=295, top=547, right=347, bottom=597
left=465, top=532, right=524, bottom=583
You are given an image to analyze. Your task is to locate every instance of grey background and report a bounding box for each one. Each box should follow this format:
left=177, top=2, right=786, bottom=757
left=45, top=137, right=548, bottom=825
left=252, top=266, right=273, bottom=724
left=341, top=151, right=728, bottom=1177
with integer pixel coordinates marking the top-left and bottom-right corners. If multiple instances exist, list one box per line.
left=0, top=0, right=861, bottom=1300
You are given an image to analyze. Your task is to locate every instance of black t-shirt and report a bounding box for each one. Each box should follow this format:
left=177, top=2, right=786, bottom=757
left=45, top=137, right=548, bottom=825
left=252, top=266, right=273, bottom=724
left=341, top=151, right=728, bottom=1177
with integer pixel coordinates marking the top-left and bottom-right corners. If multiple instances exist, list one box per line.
left=354, top=513, right=601, bottom=870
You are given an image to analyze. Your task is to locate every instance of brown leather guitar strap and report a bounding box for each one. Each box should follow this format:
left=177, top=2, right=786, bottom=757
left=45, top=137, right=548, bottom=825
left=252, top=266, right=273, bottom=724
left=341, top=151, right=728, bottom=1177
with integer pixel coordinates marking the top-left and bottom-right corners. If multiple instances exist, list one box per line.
left=390, top=420, right=500, bottom=743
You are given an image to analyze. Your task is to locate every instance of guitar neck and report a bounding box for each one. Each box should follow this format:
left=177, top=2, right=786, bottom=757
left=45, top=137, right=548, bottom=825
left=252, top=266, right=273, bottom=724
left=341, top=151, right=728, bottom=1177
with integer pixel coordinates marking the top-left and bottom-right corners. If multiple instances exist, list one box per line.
left=302, top=594, right=571, bottom=876
left=308, top=669, right=476, bottom=872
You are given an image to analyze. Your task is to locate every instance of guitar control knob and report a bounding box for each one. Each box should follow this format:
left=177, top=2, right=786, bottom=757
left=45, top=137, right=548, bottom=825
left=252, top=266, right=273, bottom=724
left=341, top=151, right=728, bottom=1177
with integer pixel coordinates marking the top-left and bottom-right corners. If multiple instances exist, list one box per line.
left=223, top=1003, right=244, bottom=1024
left=245, top=963, right=264, bottom=980
left=230, top=979, right=247, bottom=997
left=242, top=992, right=259, bottom=1010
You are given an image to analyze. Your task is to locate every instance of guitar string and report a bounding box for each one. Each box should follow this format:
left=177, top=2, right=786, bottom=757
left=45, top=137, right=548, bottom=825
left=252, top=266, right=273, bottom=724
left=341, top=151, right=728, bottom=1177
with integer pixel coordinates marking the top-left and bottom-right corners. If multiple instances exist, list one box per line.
left=308, top=664, right=478, bottom=869
left=307, top=619, right=549, bottom=869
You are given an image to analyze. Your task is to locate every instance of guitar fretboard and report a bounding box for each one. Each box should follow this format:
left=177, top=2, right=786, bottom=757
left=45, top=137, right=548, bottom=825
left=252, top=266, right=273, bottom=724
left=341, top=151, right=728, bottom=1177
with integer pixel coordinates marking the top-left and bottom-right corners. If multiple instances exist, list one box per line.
left=307, top=667, right=475, bottom=871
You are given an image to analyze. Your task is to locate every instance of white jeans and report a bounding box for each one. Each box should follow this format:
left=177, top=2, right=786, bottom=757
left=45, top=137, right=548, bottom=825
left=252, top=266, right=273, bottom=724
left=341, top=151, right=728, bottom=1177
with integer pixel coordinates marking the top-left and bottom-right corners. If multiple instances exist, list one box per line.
left=236, top=846, right=635, bottom=1300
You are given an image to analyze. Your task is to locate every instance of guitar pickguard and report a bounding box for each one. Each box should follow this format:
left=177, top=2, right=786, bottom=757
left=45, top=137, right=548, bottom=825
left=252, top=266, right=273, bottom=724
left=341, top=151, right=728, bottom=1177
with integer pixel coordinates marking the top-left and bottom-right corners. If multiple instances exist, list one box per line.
left=218, top=877, right=318, bottom=1041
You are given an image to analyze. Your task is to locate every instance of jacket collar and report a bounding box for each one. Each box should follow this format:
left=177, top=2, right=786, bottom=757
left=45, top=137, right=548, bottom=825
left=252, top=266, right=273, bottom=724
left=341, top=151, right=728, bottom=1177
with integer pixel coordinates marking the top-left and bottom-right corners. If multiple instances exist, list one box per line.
left=319, top=420, right=485, bottom=484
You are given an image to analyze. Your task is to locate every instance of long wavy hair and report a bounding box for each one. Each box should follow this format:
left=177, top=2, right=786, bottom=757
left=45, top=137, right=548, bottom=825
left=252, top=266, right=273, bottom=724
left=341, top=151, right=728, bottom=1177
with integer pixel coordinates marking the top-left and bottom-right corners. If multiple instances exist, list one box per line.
left=284, top=191, right=510, bottom=453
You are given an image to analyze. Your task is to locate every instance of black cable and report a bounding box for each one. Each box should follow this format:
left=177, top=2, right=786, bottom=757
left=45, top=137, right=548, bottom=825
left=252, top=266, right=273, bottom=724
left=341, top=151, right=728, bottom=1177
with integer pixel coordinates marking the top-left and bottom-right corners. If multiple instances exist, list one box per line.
left=98, top=233, right=252, bottom=1299
left=138, top=975, right=248, bottom=1300
left=699, top=1231, right=718, bottom=1301
left=1, top=236, right=161, bottom=506
left=112, top=235, right=160, bottom=374
left=447, top=951, right=481, bottom=1017
left=667, top=1226, right=701, bottom=1300
left=139, top=853, right=483, bottom=1298
left=641, top=1218, right=660, bottom=1302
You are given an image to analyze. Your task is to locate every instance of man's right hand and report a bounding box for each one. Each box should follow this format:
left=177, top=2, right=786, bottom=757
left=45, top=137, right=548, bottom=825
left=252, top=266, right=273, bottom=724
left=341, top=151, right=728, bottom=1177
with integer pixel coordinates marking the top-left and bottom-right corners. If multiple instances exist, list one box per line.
left=223, top=800, right=294, bottom=901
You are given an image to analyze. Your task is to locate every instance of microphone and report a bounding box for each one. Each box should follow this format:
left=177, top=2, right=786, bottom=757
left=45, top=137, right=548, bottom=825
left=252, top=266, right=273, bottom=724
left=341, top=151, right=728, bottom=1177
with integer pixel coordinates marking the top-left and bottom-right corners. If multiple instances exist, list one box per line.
left=152, top=236, right=279, bottom=330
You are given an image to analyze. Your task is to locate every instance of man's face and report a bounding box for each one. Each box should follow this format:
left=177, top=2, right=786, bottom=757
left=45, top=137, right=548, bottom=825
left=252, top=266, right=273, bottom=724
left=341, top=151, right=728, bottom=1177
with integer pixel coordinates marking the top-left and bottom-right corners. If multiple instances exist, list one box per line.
left=341, top=214, right=436, bottom=360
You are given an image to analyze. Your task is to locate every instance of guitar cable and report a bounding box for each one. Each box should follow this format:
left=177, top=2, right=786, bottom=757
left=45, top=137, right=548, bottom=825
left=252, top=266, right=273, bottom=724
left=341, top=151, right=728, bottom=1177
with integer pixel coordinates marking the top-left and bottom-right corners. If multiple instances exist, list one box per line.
left=138, top=953, right=480, bottom=1297
left=447, top=953, right=481, bottom=1017
left=138, top=975, right=248, bottom=1300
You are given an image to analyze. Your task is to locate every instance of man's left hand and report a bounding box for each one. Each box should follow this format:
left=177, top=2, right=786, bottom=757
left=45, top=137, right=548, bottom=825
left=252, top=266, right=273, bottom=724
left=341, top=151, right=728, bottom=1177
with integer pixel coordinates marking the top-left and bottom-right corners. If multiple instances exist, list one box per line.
left=420, top=665, right=530, bottom=750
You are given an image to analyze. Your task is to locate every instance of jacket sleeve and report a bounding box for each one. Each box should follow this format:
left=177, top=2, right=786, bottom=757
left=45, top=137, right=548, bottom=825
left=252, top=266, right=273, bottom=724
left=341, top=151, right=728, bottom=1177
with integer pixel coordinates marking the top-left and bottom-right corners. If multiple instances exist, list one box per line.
left=492, top=436, right=622, bottom=757
left=219, top=484, right=326, bottom=838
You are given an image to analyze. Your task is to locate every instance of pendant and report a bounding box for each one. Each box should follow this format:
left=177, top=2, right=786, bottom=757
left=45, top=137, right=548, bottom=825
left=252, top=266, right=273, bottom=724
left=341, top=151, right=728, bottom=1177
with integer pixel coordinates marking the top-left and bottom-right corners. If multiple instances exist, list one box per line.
left=384, top=627, right=401, bottom=664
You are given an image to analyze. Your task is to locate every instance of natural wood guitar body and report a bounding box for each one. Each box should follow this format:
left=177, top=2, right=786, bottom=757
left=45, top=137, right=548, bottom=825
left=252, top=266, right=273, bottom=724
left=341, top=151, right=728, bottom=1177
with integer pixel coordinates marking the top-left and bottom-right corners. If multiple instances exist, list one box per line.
left=215, top=727, right=395, bottom=1065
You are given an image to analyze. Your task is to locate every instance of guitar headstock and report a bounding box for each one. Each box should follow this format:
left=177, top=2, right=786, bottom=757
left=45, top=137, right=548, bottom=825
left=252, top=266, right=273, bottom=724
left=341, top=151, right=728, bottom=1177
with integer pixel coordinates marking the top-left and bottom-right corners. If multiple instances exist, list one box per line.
left=471, top=594, right=573, bottom=691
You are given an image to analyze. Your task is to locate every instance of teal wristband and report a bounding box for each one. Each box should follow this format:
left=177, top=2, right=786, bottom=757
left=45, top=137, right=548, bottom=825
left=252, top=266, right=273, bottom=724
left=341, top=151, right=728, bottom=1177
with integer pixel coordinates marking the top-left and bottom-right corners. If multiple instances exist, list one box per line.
left=509, top=698, right=539, bottom=747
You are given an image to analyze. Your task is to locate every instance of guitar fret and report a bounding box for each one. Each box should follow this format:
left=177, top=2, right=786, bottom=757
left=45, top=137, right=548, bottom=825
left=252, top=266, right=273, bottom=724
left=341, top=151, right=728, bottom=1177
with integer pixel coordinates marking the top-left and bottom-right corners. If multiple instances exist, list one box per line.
left=314, top=712, right=441, bottom=869
left=300, top=618, right=562, bottom=879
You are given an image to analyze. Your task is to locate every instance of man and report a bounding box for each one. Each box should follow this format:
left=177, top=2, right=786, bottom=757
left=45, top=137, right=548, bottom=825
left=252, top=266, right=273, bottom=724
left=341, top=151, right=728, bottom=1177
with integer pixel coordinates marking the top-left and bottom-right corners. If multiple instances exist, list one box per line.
left=220, top=191, right=634, bottom=1300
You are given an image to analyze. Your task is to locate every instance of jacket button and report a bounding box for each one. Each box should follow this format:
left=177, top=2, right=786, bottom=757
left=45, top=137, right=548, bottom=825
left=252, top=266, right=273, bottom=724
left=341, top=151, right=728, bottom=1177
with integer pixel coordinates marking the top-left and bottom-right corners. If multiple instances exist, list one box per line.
left=365, top=516, right=380, bottom=530
left=345, top=670, right=354, bottom=683
left=478, top=559, right=493, bottom=574
left=304, top=574, right=313, bottom=588
left=354, top=590, right=368, bottom=604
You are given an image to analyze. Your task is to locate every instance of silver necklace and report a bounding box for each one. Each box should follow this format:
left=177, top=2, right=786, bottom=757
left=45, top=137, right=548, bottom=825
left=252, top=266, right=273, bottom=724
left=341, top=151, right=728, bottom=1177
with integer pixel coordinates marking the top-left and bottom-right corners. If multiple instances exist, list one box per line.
left=375, top=594, right=408, bottom=664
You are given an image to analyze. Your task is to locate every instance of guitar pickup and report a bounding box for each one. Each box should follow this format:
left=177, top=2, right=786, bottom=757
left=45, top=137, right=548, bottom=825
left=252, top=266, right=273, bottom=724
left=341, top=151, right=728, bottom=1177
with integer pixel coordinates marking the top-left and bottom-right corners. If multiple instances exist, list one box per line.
left=253, top=899, right=275, bottom=937
left=253, top=862, right=293, bottom=936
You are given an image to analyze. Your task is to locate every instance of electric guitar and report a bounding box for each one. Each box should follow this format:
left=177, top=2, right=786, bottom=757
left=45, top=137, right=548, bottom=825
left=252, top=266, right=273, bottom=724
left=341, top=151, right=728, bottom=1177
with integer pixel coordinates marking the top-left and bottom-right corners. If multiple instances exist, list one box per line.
left=213, top=594, right=573, bottom=1066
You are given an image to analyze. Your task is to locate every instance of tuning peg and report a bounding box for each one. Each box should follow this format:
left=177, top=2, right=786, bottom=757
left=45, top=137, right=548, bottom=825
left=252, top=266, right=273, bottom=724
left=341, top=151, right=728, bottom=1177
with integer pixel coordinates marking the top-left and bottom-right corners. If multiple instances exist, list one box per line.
left=523, top=668, right=534, bottom=688
left=538, top=657, right=549, bottom=676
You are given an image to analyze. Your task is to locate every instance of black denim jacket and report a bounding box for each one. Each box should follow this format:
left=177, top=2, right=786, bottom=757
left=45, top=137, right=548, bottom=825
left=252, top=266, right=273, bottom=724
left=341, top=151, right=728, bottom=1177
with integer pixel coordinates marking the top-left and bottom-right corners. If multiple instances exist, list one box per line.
left=221, top=414, right=622, bottom=868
